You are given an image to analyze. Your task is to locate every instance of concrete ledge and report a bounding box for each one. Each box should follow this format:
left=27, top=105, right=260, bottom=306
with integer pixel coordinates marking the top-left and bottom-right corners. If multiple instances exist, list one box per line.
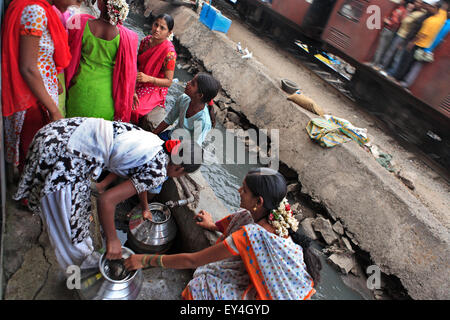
left=147, top=1, right=449, bottom=299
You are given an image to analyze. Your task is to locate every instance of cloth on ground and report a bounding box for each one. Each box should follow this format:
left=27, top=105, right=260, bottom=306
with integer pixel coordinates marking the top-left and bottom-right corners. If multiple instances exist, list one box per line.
left=306, top=115, right=368, bottom=148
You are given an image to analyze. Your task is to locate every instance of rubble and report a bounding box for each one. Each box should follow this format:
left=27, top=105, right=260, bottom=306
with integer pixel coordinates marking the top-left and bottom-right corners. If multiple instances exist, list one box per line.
left=327, top=252, right=356, bottom=275
left=300, top=218, right=318, bottom=241
left=312, top=216, right=339, bottom=245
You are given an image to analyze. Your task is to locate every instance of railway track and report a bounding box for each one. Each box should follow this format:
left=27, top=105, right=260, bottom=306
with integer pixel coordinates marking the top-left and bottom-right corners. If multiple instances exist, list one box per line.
left=207, top=0, right=450, bottom=181
left=210, top=1, right=357, bottom=98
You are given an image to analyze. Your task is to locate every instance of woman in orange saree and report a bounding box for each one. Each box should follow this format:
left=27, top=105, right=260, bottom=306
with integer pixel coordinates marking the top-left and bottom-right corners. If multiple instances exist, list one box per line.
left=125, top=168, right=322, bottom=300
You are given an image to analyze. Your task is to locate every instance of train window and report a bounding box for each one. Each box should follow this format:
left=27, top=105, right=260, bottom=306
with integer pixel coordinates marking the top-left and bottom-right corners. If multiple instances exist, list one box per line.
left=338, top=0, right=367, bottom=22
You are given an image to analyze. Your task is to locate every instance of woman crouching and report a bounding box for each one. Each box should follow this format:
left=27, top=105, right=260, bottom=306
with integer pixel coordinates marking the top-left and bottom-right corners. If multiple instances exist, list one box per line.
left=14, top=117, right=203, bottom=270
left=125, top=167, right=322, bottom=300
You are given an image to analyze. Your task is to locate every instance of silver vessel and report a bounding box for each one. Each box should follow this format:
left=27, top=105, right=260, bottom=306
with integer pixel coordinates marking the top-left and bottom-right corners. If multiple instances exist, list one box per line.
left=77, top=246, right=143, bottom=300
left=127, top=202, right=177, bottom=253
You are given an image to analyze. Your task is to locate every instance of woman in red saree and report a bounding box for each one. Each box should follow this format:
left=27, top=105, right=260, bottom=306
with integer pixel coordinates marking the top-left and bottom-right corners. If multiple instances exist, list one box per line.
left=130, top=13, right=177, bottom=125
left=125, top=168, right=322, bottom=300
left=1, top=0, right=79, bottom=173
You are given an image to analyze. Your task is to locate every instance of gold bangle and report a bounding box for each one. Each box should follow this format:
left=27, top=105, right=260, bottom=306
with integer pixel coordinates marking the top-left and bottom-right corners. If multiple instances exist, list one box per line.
left=157, top=254, right=165, bottom=268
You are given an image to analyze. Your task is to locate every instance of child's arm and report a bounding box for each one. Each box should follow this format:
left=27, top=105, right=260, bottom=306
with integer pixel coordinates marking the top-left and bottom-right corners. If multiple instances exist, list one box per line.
left=153, top=94, right=185, bottom=135
left=152, top=121, right=169, bottom=135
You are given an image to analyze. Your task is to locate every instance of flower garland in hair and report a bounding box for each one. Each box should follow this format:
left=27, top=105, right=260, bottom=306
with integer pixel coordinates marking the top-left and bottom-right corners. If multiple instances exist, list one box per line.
left=105, top=0, right=129, bottom=25
left=268, top=198, right=299, bottom=237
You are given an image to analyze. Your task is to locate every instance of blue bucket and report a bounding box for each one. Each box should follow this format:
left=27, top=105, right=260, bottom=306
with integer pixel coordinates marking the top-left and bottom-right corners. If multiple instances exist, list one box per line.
left=199, top=1, right=231, bottom=34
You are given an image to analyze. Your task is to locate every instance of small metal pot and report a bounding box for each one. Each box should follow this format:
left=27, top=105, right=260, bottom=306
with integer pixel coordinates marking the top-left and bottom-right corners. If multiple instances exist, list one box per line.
left=127, top=202, right=177, bottom=254
left=77, top=246, right=143, bottom=300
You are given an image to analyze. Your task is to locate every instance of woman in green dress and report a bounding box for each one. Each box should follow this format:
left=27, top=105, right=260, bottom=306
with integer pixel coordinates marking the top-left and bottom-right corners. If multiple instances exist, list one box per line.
left=65, top=0, right=138, bottom=122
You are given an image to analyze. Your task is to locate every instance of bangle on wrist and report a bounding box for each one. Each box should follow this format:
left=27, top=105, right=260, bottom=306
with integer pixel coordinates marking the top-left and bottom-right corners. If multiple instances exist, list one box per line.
left=157, top=254, right=165, bottom=268
left=142, top=254, right=155, bottom=268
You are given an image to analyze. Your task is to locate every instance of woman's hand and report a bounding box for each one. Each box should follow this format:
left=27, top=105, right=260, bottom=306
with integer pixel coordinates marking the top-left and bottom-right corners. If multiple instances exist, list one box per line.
left=105, top=237, right=123, bottom=260
left=132, top=93, right=140, bottom=110
left=136, top=72, right=152, bottom=83
left=194, top=210, right=218, bottom=232
left=124, top=254, right=144, bottom=271
left=49, top=108, right=63, bottom=122
left=142, top=209, right=152, bottom=220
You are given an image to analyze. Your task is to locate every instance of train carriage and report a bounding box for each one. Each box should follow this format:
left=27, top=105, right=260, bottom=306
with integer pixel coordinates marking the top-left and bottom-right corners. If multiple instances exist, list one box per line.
left=321, top=0, right=397, bottom=63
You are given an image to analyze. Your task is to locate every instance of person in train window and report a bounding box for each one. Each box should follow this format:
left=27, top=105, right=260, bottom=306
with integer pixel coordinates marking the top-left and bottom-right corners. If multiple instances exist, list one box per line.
left=400, top=2, right=449, bottom=87
left=383, top=0, right=431, bottom=76
left=380, top=0, right=425, bottom=70
left=387, top=0, right=447, bottom=82
left=370, top=0, right=408, bottom=70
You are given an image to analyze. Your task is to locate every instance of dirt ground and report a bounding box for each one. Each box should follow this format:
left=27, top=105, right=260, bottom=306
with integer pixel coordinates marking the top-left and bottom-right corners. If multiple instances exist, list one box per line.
left=208, top=0, right=449, bottom=229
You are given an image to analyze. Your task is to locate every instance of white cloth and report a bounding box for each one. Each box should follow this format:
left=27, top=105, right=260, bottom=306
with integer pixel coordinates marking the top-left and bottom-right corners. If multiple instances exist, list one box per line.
left=67, top=118, right=164, bottom=178
left=40, top=185, right=97, bottom=270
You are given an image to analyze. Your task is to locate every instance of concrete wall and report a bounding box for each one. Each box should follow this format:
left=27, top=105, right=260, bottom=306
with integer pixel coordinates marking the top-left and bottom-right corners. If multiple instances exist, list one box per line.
left=146, top=1, right=449, bottom=299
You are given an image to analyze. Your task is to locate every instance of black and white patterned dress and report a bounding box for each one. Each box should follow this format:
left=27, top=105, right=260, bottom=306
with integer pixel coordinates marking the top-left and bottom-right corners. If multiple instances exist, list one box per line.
left=14, top=117, right=169, bottom=244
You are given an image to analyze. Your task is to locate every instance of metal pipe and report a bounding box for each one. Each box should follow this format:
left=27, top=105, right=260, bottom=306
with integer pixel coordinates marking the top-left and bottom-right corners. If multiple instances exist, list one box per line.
left=165, top=176, right=195, bottom=208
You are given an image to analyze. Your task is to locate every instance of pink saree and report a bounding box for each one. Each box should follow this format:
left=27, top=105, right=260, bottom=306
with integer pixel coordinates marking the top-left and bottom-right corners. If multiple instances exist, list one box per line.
left=131, top=36, right=176, bottom=124
left=65, top=14, right=138, bottom=122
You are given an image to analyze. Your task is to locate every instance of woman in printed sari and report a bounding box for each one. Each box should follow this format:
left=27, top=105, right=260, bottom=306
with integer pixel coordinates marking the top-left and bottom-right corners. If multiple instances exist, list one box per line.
left=65, top=0, right=138, bottom=122
left=125, top=168, right=322, bottom=300
left=13, top=117, right=203, bottom=270
left=1, top=0, right=80, bottom=173
left=130, top=13, right=177, bottom=126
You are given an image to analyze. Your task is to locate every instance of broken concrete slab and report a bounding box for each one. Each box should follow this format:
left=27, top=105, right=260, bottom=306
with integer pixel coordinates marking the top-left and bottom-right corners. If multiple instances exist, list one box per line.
left=300, top=218, right=318, bottom=241
left=327, top=253, right=356, bottom=275
left=312, top=217, right=339, bottom=245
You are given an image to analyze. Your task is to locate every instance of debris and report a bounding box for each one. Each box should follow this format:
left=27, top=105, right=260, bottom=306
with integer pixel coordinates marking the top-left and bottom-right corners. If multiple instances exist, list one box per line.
left=396, top=170, right=415, bottom=190
left=287, top=183, right=300, bottom=194
left=341, top=236, right=354, bottom=253
left=332, top=221, right=345, bottom=236
left=242, top=48, right=253, bottom=59
left=300, top=218, right=318, bottom=240
left=236, top=42, right=243, bottom=54
left=327, top=252, right=356, bottom=275
left=312, top=217, right=339, bottom=245
left=235, top=43, right=252, bottom=59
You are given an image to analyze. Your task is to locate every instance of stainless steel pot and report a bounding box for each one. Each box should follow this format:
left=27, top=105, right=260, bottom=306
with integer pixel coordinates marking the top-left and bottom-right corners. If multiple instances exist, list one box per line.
left=77, top=246, right=143, bottom=300
left=127, top=202, right=177, bottom=254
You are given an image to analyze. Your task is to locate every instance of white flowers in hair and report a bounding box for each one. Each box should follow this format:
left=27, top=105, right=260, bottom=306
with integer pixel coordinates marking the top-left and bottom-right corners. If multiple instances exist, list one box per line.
left=268, top=198, right=299, bottom=238
left=106, top=0, right=129, bottom=25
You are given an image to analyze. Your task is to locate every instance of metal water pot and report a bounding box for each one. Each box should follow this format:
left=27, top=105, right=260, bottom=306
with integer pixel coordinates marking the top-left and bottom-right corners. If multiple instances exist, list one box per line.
left=127, top=202, right=177, bottom=254
left=77, top=246, right=143, bottom=300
